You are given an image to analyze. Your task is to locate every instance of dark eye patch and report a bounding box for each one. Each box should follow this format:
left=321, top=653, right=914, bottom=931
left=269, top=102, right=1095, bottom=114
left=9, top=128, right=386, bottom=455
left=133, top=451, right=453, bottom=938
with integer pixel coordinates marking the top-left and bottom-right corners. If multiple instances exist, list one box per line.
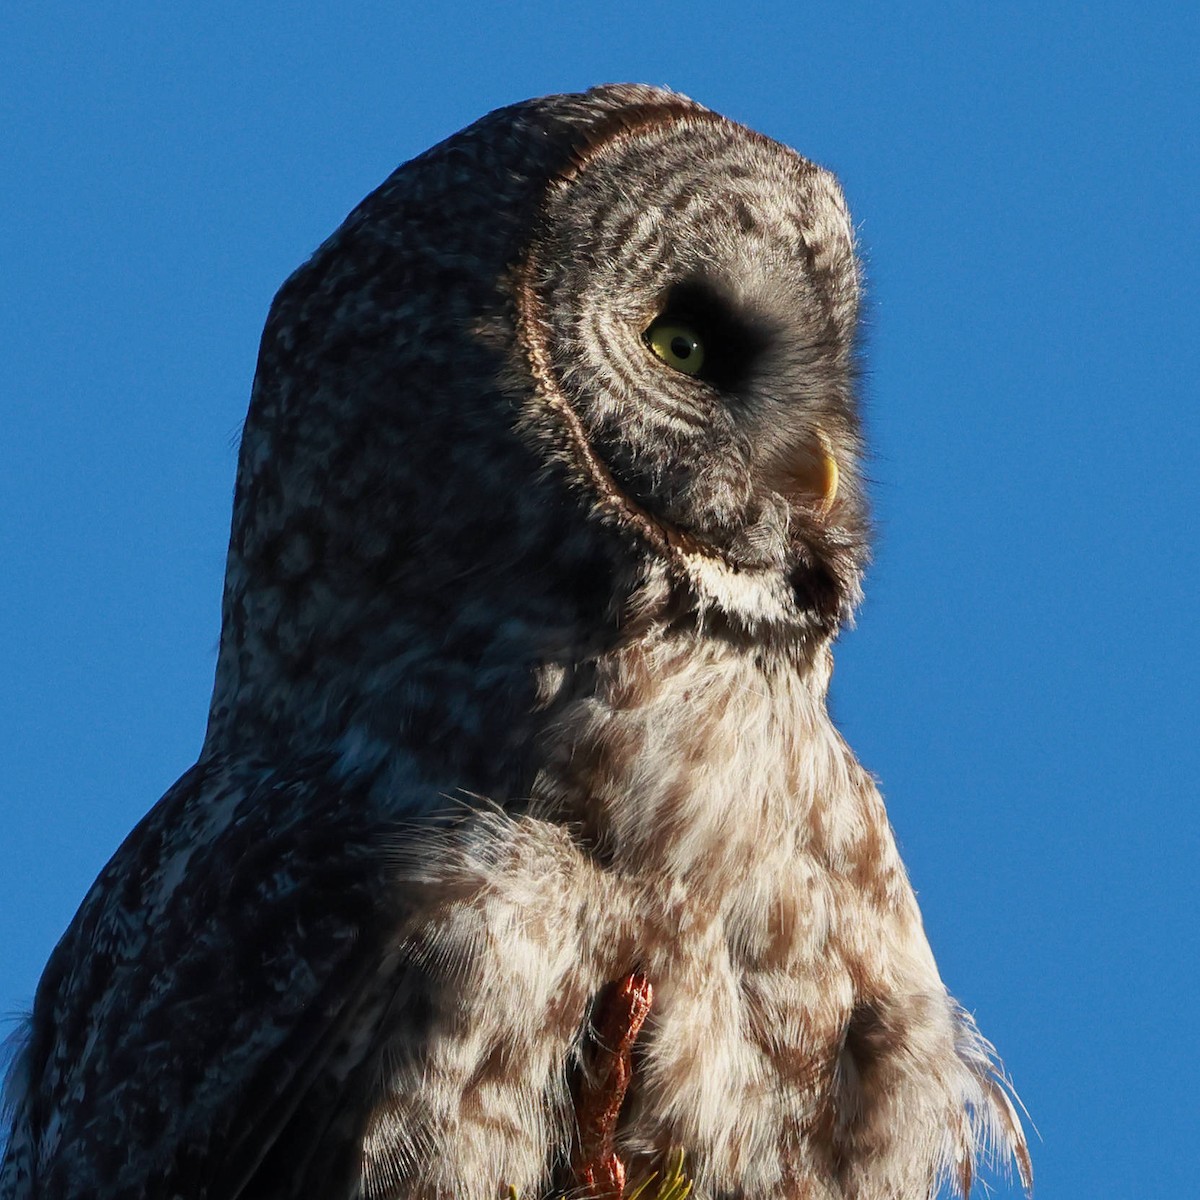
left=651, top=279, right=766, bottom=391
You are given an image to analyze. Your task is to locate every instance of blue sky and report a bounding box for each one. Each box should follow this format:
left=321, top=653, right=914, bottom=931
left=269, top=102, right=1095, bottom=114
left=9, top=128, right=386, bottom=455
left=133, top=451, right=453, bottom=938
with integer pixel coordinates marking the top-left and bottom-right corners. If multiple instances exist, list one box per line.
left=2, top=3, right=1196, bottom=1194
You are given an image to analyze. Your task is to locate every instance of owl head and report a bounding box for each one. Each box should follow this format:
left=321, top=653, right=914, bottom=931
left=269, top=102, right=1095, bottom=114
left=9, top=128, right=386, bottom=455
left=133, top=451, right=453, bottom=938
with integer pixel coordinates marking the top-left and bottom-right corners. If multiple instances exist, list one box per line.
left=207, top=86, right=868, bottom=760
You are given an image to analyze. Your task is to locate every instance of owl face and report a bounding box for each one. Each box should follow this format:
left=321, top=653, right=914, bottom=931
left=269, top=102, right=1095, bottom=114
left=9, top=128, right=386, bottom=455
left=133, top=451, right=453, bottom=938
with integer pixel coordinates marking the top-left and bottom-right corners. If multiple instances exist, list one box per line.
left=515, top=100, right=867, bottom=633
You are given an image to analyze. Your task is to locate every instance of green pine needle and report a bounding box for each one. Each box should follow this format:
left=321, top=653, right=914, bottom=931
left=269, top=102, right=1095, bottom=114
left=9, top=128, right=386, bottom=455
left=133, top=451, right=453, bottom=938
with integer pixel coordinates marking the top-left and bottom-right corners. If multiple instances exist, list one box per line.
left=506, top=1149, right=693, bottom=1200
left=627, top=1148, right=693, bottom=1200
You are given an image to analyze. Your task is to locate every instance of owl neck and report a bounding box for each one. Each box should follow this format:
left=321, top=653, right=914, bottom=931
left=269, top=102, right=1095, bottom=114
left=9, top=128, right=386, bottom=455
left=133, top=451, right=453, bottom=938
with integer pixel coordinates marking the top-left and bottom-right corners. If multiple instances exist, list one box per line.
left=202, top=521, right=845, bottom=814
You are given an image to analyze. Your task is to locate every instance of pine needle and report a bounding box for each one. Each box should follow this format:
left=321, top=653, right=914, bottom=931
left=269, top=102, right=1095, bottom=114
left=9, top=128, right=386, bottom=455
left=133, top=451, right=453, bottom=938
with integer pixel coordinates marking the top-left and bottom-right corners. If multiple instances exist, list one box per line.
left=506, top=1148, right=693, bottom=1200
left=626, top=1149, right=694, bottom=1200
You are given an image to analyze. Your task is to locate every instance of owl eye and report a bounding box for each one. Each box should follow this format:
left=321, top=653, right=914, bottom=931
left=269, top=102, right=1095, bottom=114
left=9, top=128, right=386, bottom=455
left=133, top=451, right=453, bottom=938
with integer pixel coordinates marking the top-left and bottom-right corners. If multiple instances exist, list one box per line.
left=644, top=318, right=706, bottom=376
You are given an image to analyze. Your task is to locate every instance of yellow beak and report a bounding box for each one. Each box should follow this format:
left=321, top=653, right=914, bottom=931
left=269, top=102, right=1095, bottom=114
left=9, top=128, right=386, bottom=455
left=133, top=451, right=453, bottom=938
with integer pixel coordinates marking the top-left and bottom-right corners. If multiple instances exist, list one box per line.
left=776, top=436, right=839, bottom=515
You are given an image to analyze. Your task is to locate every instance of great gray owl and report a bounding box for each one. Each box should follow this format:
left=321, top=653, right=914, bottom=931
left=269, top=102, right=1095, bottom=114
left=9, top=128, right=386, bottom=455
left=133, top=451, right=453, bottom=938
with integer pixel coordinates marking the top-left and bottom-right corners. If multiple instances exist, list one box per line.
left=0, top=85, right=1029, bottom=1200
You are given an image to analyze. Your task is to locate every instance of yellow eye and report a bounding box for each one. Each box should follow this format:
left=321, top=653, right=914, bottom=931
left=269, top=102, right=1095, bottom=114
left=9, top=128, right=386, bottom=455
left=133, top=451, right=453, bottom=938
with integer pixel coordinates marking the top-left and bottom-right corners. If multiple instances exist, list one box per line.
left=645, top=318, right=705, bottom=376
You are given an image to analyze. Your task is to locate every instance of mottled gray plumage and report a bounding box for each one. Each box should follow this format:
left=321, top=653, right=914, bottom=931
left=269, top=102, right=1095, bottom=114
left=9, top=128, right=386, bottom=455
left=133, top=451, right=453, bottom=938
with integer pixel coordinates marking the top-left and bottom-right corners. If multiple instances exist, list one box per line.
left=1, top=85, right=1029, bottom=1199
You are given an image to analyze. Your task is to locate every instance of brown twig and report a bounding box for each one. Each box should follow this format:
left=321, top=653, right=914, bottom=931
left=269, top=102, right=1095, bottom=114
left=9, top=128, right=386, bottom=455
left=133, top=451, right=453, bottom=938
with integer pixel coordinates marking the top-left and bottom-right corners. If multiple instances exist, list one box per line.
left=572, top=972, right=654, bottom=1199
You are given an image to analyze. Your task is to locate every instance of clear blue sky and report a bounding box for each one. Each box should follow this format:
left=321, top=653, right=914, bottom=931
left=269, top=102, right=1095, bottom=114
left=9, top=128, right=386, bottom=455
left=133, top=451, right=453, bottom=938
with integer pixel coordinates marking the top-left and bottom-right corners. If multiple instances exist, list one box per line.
left=2, top=3, right=1196, bottom=1194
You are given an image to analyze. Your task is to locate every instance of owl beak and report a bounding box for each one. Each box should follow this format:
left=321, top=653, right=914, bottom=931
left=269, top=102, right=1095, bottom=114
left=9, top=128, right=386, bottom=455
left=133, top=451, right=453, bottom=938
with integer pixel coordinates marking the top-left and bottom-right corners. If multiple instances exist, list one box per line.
left=774, top=436, right=840, bottom=516
left=813, top=449, right=839, bottom=514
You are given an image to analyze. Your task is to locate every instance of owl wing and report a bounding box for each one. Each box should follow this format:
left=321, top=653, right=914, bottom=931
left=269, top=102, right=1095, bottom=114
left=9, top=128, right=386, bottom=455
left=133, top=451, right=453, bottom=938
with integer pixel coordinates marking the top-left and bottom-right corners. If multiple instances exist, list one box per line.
left=1, top=754, right=414, bottom=1200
